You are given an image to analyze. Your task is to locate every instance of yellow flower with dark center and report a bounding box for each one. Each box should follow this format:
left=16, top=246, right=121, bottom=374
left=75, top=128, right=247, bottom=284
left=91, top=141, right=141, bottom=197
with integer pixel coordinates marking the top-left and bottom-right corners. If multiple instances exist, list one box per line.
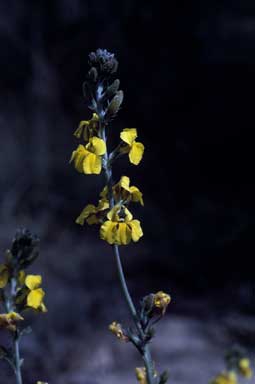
left=120, top=128, right=144, bottom=165
left=76, top=198, right=109, bottom=225
left=238, top=358, right=253, bottom=378
left=153, top=291, right=171, bottom=314
left=109, top=321, right=128, bottom=342
left=100, top=176, right=144, bottom=206
left=25, top=275, right=47, bottom=312
left=210, top=371, right=238, bottom=384
left=74, top=113, right=99, bottom=141
left=0, top=312, right=24, bottom=332
left=100, top=205, right=143, bottom=245
left=0, top=264, right=9, bottom=288
left=70, top=137, right=106, bottom=174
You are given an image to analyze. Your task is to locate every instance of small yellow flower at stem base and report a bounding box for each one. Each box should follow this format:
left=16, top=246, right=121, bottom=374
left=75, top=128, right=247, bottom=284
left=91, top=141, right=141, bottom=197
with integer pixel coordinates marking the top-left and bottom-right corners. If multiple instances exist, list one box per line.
left=0, top=264, right=9, bottom=288
left=0, top=312, right=24, bottom=332
left=153, top=291, right=171, bottom=315
left=238, top=358, right=253, bottom=378
left=100, top=205, right=143, bottom=245
left=210, top=371, right=238, bottom=384
left=120, top=128, right=144, bottom=165
left=109, top=321, right=129, bottom=342
left=70, top=136, right=106, bottom=174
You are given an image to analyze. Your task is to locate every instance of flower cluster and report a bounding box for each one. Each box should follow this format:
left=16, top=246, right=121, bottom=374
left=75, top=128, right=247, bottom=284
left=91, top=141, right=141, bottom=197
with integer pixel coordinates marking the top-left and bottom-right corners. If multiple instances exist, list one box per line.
left=70, top=112, right=145, bottom=245
left=0, top=229, right=47, bottom=383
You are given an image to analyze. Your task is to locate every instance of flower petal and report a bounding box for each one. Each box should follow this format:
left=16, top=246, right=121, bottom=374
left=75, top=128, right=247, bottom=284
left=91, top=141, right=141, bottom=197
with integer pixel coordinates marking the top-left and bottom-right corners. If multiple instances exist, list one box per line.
left=129, top=141, right=144, bottom=165
left=120, top=128, right=137, bottom=145
left=119, top=176, right=130, bottom=192
left=83, top=153, right=102, bottom=174
left=129, top=186, right=144, bottom=205
left=27, top=288, right=45, bottom=309
left=115, top=223, right=132, bottom=245
left=129, top=220, right=143, bottom=242
left=25, top=275, right=42, bottom=290
left=100, top=221, right=117, bottom=244
left=89, top=137, right=106, bottom=156
left=76, top=204, right=97, bottom=225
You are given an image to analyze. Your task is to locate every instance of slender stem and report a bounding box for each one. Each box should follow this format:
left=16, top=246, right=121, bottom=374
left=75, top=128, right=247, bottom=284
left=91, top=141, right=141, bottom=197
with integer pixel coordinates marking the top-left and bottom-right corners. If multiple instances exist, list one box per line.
left=14, top=333, right=23, bottom=384
left=10, top=277, right=23, bottom=384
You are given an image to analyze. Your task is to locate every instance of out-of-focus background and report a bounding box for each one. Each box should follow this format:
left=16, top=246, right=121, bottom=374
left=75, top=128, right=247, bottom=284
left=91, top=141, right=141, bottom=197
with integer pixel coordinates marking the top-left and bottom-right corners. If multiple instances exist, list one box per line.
left=0, top=1, right=255, bottom=383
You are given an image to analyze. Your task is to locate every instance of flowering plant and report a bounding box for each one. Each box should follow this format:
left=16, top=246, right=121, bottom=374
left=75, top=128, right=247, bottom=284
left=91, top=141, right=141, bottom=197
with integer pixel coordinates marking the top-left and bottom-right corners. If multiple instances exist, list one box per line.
left=70, top=49, right=171, bottom=384
left=0, top=228, right=47, bottom=384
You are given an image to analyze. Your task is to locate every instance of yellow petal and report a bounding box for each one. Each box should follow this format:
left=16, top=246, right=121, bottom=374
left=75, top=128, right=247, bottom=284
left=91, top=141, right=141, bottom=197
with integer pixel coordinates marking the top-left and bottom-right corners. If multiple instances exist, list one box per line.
left=129, top=186, right=144, bottom=205
left=123, top=207, right=133, bottom=222
left=25, top=275, right=42, bottom=290
left=100, top=186, right=108, bottom=199
left=129, top=220, right=143, bottom=242
left=129, top=141, right=144, bottom=165
left=0, top=264, right=9, bottom=288
left=75, top=204, right=97, bottom=225
left=74, top=120, right=89, bottom=139
left=70, top=145, right=89, bottom=173
left=119, top=176, right=130, bottom=191
left=27, top=288, right=45, bottom=309
left=88, top=137, right=106, bottom=156
left=100, top=221, right=117, bottom=244
left=86, top=215, right=99, bottom=225
left=97, top=199, right=109, bottom=211
left=83, top=153, right=102, bottom=174
left=39, top=302, right=48, bottom=313
left=115, top=223, right=132, bottom=245
left=120, top=128, right=137, bottom=145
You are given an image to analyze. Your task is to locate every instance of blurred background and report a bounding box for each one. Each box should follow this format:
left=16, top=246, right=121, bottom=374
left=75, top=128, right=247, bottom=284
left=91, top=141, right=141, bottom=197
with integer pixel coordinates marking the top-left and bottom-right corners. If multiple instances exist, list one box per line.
left=0, top=1, right=255, bottom=383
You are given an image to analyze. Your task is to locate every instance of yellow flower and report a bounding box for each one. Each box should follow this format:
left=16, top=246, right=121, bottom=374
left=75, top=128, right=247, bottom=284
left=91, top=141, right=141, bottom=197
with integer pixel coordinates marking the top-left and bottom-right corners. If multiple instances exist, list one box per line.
left=74, top=113, right=99, bottom=141
left=120, top=128, right=144, bottom=165
left=100, top=205, right=143, bottom=245
left=153, top=291, right=171, bottom=314
left=114, top=176, right=144, bottom=205
left=70, top=137, right=106, bottom=174
left=0, top=264, right=9, bottom=288
left=109, top=321, right=128, bottom=342
left=238, top=358, right=253, bottom=378
left=0, top=312, right=24, bottom=332
left=25, top=275, right=47, bottom=312
left=76, top=199, right=109, bottom=225
left=211, top=371, right=238, bottom=384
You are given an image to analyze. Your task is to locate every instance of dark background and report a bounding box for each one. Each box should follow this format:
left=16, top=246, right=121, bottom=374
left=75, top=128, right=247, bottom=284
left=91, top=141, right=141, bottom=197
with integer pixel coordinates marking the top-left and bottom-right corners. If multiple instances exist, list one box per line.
left=0, top=1, right=255, bottom=383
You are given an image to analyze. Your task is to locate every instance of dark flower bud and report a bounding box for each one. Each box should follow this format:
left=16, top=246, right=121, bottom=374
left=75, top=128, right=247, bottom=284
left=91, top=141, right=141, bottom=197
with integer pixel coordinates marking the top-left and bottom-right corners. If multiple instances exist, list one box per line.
left=10, top=228, right=40, bottom=269
left=87, top=67, right=98, bottom=82
left=103, top=79, right=120, bottom=102
left=88, top=49, right=118, bottom=76
left=105, top=90, right=124, bottom=122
